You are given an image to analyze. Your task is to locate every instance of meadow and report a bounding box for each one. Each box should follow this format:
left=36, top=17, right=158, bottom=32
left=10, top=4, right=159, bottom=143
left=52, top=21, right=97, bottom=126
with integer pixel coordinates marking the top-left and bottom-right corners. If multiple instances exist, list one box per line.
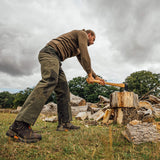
left=0, top=113, right=160, bottom=160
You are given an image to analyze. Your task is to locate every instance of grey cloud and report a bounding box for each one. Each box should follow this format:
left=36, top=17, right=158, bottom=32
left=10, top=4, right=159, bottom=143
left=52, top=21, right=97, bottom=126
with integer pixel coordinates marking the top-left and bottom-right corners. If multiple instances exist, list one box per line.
left=0, top=25, right=39, bottom=76
left=83, top=0, right=160, bottom=64
left=0, top=0, right=85, bottom=77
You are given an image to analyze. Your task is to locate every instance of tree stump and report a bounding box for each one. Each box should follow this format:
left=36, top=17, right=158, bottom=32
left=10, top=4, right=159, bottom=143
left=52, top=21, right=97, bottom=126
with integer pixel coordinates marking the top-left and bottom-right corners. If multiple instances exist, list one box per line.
left=110, top=91, right=139, bottom=108
left=110, top=91, right=139, bottom=124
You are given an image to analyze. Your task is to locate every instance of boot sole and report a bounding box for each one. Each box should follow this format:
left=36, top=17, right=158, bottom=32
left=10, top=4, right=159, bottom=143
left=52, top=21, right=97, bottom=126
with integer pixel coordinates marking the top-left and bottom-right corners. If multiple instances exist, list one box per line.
left=6, top=129, right=41, bottom=143
left=56, top=127, right=80, bottom=131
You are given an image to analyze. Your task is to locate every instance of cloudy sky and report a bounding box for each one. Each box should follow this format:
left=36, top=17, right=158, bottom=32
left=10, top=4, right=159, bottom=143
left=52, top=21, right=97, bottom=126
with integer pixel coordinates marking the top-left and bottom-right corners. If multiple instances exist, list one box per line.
left=0, top=0, right=160, bottom=93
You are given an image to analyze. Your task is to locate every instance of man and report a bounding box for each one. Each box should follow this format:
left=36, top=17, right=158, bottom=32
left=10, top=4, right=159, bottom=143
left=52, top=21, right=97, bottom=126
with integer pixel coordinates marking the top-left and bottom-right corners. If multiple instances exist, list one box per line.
left=6, top=29, right=105, bottom=143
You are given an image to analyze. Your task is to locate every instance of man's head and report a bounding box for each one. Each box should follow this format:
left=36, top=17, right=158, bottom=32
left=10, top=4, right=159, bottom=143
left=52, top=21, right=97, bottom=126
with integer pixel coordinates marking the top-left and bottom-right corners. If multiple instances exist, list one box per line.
left=82, top=29, right=96, bottom=46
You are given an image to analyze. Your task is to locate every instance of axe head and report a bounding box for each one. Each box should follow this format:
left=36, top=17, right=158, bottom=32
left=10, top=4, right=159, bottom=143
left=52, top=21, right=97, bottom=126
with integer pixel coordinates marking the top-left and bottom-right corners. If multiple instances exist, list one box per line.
left=120, top=82, right=128, bottom=92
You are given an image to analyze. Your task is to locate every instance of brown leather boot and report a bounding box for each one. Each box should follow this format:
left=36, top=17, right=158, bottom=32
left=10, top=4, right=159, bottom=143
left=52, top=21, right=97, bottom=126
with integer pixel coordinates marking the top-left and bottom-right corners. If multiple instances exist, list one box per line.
left=56, top=122, right=80, bottom=131
left=6, top=121, right=42, bottom=143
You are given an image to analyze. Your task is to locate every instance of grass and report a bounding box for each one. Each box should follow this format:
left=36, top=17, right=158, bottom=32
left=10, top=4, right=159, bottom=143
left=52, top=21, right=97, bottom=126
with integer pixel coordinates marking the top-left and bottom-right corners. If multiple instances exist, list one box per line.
left=0, top=113, right=160, bottom=160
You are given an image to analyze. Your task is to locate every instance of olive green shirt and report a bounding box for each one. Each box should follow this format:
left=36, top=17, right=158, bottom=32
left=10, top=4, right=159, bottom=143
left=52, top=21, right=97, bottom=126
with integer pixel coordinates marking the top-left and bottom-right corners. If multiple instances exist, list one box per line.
left=47, top=30, right=97, bottom=78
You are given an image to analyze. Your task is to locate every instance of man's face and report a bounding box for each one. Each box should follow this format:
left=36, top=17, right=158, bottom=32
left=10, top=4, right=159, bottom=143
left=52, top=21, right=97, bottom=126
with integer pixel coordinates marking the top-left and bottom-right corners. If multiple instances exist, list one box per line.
left=87, top=33, right=95, bottom=46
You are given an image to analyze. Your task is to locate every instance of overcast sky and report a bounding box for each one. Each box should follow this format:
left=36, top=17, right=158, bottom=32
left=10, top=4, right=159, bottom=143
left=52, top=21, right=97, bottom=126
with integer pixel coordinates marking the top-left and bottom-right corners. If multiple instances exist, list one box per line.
left=0, top=0, right=160, bottom=93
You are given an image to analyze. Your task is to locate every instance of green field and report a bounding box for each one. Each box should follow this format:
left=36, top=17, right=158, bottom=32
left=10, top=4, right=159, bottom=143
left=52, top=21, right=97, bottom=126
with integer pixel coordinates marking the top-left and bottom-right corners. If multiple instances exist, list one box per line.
left=0, top=113, right=160, bottom=160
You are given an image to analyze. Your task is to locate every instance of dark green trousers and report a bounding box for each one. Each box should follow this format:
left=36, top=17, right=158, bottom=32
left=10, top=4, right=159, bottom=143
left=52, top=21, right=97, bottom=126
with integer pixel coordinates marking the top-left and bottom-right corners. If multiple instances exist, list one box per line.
left=16, top=46, right=72, bottom=125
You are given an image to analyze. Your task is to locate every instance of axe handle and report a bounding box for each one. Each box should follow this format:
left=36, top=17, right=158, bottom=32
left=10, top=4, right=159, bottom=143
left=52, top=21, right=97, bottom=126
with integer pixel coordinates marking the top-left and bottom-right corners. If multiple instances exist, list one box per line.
left=105, top=81, right=125, bottom=88
left=87, top=79, right=125, bottom=88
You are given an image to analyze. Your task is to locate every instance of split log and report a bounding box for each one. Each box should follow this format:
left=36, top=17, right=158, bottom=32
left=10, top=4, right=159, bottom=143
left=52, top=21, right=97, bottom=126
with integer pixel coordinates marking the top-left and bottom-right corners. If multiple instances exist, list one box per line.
left=114, top=108, right=139, bottom=125
left=70, top=93, right=86, bottom=106
left=71, top=106, right=88, bottom=116
left=102, top=109, right=112, bottom=124
left=75, top=112, right=87, bottom=120
left=41, top=102, right=57, bottom=115
left=152, top=107, right=160, bottom=119
left=91, top=110, right=104, bottom=121
left=110, top=91, right=139, bottom=108
left=148, top=95, right=160, bottom=104
left=98, top=95, right=110, bottom=103
left=117, top=108, right=123, bottom=124
left=87, top=106, right=101, bottom=114
left=138, top=101, right=153, bottom=110
left=153, top=104, right=160, bottom=109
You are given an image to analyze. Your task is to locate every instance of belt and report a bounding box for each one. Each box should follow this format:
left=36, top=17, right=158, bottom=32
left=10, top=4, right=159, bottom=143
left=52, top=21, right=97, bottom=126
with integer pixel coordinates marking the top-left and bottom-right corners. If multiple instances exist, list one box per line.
left=40, top=45, right=61, bottom=61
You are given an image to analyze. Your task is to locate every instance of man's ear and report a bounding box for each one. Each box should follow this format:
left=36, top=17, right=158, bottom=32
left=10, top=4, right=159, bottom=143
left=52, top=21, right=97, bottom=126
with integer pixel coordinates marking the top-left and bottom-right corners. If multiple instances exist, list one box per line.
left=87, top=33, right=91, bottom=37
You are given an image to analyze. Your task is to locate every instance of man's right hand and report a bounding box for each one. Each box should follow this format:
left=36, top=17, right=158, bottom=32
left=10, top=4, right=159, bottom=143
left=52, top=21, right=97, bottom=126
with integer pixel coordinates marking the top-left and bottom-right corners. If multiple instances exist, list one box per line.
left=86, top=73, right=105, bottom=85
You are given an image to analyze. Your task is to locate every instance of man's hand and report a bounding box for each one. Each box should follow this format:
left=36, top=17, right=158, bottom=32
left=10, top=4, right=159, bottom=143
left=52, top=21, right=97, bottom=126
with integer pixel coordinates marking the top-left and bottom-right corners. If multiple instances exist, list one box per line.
left=95, top=76, right=105, bottom=85
left=86, top=73, right=105, bottom=85
left=86, top=73, right=95, bottom=84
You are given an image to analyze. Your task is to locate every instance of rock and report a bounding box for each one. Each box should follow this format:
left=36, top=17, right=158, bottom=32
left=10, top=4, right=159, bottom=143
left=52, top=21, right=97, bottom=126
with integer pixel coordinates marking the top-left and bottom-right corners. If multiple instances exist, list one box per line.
left=122, top=122, right=160, bottom=144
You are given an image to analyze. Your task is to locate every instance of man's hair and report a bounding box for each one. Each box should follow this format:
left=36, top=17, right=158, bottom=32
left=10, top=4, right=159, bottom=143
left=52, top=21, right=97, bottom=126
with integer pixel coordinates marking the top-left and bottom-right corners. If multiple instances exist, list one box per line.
left=82, top=29, right=96, bottom=37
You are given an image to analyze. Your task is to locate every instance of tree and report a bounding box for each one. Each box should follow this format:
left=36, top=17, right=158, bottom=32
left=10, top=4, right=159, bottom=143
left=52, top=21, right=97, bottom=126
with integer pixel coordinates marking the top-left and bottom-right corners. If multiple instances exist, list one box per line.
left=0, top=91, right=15, bottom=108
left=125, top=70, right=160, bottom=97
left=13, top=87, right=33, bottom=108
left=69, top=76, right=119, bottom=103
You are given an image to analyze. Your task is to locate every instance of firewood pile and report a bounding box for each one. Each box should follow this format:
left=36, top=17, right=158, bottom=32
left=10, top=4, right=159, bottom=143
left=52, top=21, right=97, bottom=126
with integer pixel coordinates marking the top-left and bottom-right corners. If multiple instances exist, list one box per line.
left=75, top=91, right=160, bottom=125
left=75, top=91, right=160, bottom=144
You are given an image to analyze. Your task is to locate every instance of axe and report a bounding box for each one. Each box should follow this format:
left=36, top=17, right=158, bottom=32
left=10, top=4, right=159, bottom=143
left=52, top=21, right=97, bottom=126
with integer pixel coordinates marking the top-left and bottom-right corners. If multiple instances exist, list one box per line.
left=86, top=78, right=128, bottom=91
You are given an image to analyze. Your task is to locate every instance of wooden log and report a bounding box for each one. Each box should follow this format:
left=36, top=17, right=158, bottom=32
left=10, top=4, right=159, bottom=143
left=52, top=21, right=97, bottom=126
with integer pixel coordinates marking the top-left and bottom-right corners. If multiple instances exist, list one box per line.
left=117, top=108, right=123, bottom=124
left=110, top=91, right=139, bottom=108
left=122, top=122, right=160, bottom=144
left=91, top=110, right=104, bottom=121
left=138, top=101, right=153, bottom=110
left=98, top=95, right=110, bottom=103
left=75, top=112, right=87, bottom=120
left=87, top=106, right=101, bottom=114
left=148, top=95, right=160, bottom=104
left=114, top=107, right=140, bottom=125
left=102, top=109, right=112, bottom=124
left=70, top=93, right=86, bottom=106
